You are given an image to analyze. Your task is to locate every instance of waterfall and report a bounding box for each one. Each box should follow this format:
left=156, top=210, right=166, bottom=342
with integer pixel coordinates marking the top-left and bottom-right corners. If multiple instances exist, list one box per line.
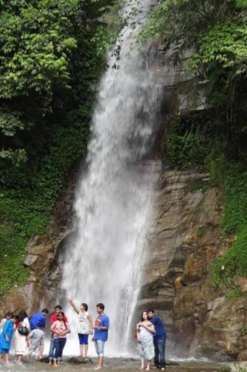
left=62, top=0, right=161, bottom=356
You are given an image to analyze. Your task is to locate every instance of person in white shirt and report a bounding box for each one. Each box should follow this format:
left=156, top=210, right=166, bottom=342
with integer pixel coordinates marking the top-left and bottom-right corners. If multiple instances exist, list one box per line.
left=68, top=297, right=93, bottom=358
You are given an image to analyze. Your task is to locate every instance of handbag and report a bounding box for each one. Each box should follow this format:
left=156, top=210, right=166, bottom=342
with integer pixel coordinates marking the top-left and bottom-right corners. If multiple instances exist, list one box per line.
left=18, top=323, right=29, bottom=336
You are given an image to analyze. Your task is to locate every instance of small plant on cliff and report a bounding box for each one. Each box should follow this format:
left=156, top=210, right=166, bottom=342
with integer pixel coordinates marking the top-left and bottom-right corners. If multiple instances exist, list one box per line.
left=166, top=115, right=210, bottom=166
left=197, top=225, right=207, bottom=238
left=219, top=366, right=231, bottom=372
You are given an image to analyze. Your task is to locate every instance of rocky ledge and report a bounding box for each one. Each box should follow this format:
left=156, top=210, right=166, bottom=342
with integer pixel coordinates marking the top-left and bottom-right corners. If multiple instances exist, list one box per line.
left=138, top=168, right=247, bottom=362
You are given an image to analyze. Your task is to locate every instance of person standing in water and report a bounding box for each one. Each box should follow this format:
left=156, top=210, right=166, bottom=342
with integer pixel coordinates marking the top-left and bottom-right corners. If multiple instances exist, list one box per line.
left=0, top=312, right=12, bottom=334
left=93, top=303, right=110, bottom=370
left=68, top=297, right=93, bottom=358
left=50, top=311, right=71, bottom=367
left=27, top=322, right=44, bottom=359
left=14, top=310, right=30, bottom=365
left=48, top=305, right=68, bottom=363
left=148, top=309, right=166, bottom=371
left=29, top=308, right=49, bottom=330
left=136, top=311, right=155, bottom=371
left=0, top=313, right=17, bottom=364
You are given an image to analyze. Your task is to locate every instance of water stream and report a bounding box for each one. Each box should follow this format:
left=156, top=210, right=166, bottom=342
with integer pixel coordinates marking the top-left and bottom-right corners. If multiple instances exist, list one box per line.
left=62, top=0, right=161, bottom=355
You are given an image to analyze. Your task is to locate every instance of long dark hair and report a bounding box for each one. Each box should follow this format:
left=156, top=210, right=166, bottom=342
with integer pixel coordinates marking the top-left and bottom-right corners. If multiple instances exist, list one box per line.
left=81, top=303, right=88, bottom=311
left=18, top=310, right=28, bottom=322
left=57, top=311, right=67, bottom=329
left=141, top=311, right=148, bottom=321
left=5, top=312, right=14, bottom=318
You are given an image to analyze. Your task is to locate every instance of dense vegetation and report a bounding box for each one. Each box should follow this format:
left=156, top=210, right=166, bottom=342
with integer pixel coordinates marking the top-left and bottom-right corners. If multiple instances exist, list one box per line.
left=0, top=0, right=113, bottom=296
left=2, top=0, right=247, bottom=298
left=140, top=0, right=247, bottom=294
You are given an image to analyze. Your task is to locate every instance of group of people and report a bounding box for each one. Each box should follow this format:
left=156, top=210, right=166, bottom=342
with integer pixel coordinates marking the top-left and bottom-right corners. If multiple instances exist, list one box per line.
left=0, top=300, right=110, bottom=370
left=0, top=301, right=166, bottom=371
left=136, top=309, right=166, bottom=371
left=0, top=310, right=45, bottom=365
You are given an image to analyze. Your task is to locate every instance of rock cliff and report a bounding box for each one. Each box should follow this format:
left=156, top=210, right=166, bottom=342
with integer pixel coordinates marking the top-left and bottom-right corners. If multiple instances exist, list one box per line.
left=1, top=43, right=247, bottom=362
left=138, top=169, right=247, bottom=361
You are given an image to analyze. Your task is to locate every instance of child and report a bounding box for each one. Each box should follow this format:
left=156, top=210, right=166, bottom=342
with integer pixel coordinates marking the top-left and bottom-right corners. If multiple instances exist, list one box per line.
left=27, top=322, right=44, bottom=359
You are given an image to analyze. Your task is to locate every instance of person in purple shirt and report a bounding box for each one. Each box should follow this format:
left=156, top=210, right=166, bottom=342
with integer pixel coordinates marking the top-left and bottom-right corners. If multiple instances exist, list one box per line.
left=93, top=303, right=110, bottom=370
left=29, top=308, right=49, bottom=330
left=148, top=309, right=166, bottom=370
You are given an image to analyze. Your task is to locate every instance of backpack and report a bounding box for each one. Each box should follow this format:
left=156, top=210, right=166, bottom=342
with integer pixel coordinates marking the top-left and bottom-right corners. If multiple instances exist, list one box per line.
left=18, top=323, right=30, bottom=336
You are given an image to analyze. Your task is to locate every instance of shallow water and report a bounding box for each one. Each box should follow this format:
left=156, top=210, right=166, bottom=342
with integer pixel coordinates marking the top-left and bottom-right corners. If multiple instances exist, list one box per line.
left=0, top=358, right=225, bottom=372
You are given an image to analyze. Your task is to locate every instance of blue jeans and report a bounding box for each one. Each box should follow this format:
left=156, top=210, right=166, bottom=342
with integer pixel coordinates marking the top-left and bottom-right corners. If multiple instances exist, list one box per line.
left=48, top=337, right=55, bottom=360
left=94, top=340, right=105, bottom=357
left=154, top=338, right=166, bottom=368
left=53, top=338, right=67, bottom=361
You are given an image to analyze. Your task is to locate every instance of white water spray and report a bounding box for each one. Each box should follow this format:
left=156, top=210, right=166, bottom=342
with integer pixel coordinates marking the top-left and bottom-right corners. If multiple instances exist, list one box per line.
left=62, top=0, right=161, bottom=355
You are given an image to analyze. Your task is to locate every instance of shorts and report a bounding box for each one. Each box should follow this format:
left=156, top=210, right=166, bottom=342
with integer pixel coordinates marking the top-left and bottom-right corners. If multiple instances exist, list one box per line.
left=29, top=344, right=40, bottom=355
left=94, top=339, right=105, bottom=357
left=78, top=334, right=89, bottom=345
left=0, top=348, right=9, bottom=354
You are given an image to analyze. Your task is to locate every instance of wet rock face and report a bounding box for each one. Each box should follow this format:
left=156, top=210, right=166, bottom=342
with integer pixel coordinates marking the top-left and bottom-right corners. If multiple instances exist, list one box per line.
left=1, top=160, right=247, bottom=362
left=138, top=169, right=247, bottom=361
left=0, top=164, right=79, bottom=316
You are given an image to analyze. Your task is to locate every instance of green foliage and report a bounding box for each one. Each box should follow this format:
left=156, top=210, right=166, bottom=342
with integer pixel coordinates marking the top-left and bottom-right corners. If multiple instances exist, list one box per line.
left=208, top=161, right=247, bottom=292
left=210, top=226, right=247, bottom=290
left=0, top=112, right=25, bottom=137
left=197, top=226, right=207, bottom=238
left=0, top=149, right=27, bottom=166
left=221, top=167, right=247, bottom=234
left=167, top=131, right=207, bottom=165
left=219, top=366, right=231, bottom=372
left=166, top=116, right=210, bottom=165
left=189, top=15, right=247, bottom=79
left=0, top=0, right=113, bottom=296
left=0, top=0, right=79, bottom=101
left=139, top=0, right=236, bottom=63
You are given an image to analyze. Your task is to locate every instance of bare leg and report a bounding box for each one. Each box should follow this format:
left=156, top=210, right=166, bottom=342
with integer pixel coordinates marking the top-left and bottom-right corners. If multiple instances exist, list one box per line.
left=79, top=345, right=83, bottom=358
left=83, top=344, right=88, bottom=358
left=53, top=359, right=58, bottom=367
left=5, top=353, right=10, bottom=364
left=16, top=355, right=22, bottom=364
left=139, top=357, right=145, bottom=369
left=146, top=361, right=151, bottom=370
left=39, top=344, right=44, bottom=358
left=94, top=356, right=104, bottom=370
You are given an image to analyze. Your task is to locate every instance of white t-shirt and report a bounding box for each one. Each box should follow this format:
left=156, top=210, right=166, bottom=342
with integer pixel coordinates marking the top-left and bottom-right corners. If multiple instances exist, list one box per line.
left=77, top=311, right=90, bottom=334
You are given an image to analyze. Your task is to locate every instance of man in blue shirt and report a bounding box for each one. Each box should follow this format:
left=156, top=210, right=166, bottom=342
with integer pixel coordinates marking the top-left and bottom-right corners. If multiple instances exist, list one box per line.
left=29, top=308, right=49, bottom=330
left=148, top=309, right=166, bottom=370
left=93, top=303, right=110, bottom=370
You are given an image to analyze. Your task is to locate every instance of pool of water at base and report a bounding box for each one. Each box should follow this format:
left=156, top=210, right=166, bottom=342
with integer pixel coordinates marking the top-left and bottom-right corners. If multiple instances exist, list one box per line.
left=0, top=357, right=231, bottom=372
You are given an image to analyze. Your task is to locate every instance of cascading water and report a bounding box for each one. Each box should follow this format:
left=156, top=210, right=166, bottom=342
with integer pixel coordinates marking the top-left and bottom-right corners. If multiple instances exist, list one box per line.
left=62, top=0, right=161, bottom=356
